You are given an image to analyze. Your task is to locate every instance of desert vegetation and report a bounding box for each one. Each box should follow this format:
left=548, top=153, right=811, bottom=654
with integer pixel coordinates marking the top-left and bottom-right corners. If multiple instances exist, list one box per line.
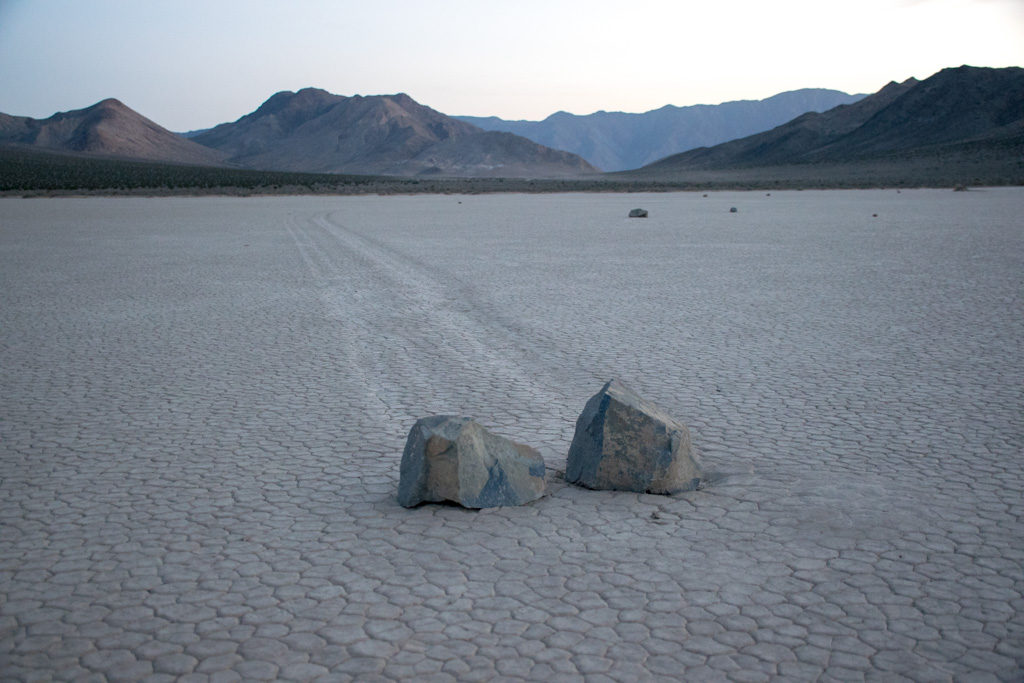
left=5, top=146, right=1019, bottom=197
left=0, top=147, right=388, bottom=195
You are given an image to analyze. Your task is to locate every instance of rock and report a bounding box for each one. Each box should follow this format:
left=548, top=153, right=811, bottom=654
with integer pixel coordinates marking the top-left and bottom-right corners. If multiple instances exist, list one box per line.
left=729, top=207, right=738, bottom=213
left=628, top=208, right=648, bottom=218
left=566, top=380, right=702, bottom=494
left=398, top=416, right=546, bottom=508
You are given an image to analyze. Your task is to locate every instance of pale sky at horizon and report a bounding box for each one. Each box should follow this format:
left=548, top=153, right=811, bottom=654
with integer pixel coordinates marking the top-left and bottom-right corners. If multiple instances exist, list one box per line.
left=1, top=0, right=1022, bottom=131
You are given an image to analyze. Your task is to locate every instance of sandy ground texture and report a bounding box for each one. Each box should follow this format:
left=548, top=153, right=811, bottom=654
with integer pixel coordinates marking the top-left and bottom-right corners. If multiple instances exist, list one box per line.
left=1, top=190, right=1022, bottom=681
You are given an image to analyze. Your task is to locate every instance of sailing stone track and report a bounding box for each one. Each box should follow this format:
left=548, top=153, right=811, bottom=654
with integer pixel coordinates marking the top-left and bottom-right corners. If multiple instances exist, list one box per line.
left=1, top=190, right=1022, bottom=681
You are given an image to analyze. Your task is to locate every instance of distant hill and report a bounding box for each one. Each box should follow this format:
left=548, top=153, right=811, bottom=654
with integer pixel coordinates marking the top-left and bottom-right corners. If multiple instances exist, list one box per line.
left=0, top=99, right=226, bottom=166
left=191, top=89, right=597, bottom=177
left=628, top=65, right=1024, bottom=182
left=457, top=89, right=865, bottom=171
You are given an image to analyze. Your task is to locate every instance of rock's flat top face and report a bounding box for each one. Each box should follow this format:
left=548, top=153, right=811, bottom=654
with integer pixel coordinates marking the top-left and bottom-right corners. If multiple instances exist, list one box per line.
left=2, top=191, right=1022, bottom=681
left=566, top=379, right=702, bottom=494
left=398, top=415, right=545, bottom=508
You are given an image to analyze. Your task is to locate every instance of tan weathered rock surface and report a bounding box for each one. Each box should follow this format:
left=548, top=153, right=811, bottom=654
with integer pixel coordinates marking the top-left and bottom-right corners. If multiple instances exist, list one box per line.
left=398, top=416, right=546, bottom=508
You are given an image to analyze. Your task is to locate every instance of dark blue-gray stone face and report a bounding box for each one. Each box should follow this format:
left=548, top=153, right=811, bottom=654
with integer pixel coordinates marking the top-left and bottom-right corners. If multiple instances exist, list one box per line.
left=565, top=380, right=702, bottom=494
left=397, top=416, right=546, bottom=508
left=564, top=390, right=608, bottom=485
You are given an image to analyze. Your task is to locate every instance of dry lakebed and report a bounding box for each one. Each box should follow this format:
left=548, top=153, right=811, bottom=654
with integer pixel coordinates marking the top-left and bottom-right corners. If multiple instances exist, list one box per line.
left=2, top=189, right=1022, bottom=680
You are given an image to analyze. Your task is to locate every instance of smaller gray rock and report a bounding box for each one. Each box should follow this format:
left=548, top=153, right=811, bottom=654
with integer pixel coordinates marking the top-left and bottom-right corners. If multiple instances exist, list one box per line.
left=628, top=208, right=648, bottom=218
left=729, top=206, right=738, bottom=213
left=566, top=380, right=702, bottom=494
left=398, top=416, right=546, bottom=508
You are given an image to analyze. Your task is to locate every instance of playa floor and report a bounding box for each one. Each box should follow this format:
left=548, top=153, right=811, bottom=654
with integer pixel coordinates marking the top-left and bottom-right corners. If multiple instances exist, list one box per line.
left=2, top=190, right=1022, bottom=680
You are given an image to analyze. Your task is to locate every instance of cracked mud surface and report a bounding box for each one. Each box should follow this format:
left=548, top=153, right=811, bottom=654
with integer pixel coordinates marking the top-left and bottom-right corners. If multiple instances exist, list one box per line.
left=2, top=190, right=1022, bottom=680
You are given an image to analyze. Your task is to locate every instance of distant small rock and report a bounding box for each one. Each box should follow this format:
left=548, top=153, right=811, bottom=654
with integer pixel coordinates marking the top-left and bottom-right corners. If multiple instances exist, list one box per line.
left=398, top=416, right=546, bottom=508
left=565, top=380, right=702, bottom=494
left=628, top=208, right=648, bottom=218
left=729, top=207, right=738, bottom=213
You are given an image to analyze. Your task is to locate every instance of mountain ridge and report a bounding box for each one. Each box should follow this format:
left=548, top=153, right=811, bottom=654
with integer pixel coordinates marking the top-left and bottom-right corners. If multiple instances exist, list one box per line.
left=628, top=65, right=1023, bottom=178
left=191, top=90, right=596, bottom=177
left=456, top=88, right=866, bottom=171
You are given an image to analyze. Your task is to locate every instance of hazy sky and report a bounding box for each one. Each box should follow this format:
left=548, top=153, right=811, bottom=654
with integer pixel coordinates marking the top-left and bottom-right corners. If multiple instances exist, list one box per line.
left=1, top=0, right=1022, bottom=131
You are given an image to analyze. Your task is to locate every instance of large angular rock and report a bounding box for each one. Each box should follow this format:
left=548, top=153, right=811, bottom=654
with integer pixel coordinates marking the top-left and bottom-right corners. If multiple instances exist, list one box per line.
left=398, top=416, right=546, bottom=508
left=566, top=380, right=702, bottom=494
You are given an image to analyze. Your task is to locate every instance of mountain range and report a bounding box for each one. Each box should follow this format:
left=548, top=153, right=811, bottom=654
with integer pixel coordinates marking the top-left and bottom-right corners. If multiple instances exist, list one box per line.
left=457, top=89, right=865, bottom=171
left=0, top=86, right=868, bottom=179
left=0, top=65, right=1021, bottom=186
left=0, top=91, right=597, bottom=178
left=625, top=65, right=1024, bottom=181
